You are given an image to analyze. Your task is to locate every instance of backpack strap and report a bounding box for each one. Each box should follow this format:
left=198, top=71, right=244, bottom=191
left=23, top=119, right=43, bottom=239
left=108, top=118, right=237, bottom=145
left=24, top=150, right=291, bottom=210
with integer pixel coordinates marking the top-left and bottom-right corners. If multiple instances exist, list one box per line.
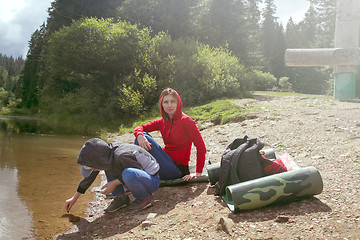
left=214, top=136, right=249, bottom=196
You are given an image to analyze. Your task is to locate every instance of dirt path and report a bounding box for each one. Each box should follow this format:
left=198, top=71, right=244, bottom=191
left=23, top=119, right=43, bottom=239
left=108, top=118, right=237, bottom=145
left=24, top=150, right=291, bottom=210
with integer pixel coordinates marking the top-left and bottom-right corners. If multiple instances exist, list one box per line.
left=56, top=93, right=360, bottom=240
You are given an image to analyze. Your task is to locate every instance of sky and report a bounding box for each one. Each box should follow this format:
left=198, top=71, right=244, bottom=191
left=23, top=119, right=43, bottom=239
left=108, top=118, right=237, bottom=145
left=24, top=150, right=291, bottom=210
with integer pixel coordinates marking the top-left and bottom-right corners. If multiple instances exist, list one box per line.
left=0, top=0, right=310, bottom=58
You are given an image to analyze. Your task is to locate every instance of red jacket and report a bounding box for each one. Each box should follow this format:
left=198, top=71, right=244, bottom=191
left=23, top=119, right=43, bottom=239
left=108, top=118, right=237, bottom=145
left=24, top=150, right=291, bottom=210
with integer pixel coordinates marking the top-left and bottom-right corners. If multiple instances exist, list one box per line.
left=134, top=89, right=207, bottom=173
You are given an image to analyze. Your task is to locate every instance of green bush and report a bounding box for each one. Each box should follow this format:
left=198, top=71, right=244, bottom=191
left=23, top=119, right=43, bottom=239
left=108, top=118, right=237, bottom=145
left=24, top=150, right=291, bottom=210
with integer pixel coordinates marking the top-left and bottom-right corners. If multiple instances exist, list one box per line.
left=251, top=70, right=277, bottom=90
left=160, top=38, right=249, bottom=105
left=42, top=18, right=159, bottom=124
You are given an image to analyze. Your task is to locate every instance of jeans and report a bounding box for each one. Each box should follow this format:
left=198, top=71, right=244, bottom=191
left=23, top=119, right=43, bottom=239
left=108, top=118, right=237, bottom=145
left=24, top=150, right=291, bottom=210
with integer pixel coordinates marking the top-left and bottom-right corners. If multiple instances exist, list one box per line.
left=135, top=132, right=183, bottom=180
left=122, top=168, right=160, bottom=200
left=105, top=172, right=125, bottom=196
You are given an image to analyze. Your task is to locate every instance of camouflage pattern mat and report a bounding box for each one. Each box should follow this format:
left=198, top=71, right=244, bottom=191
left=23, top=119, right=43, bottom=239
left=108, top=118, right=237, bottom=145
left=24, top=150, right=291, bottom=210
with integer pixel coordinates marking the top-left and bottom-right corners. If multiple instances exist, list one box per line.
left=223, top=166, right=323, bottom=213
left=159, top=162, right=211, bottom=187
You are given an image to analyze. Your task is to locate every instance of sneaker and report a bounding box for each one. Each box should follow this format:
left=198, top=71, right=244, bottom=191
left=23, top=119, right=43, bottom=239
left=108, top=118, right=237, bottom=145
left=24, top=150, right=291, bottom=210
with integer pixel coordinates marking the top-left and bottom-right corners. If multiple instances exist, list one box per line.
left=104, top=194, right=130, bottom=213
left=106, top=187, right=130, bottom=199
left=105, top=193, right=117, bottom=199
left=129, top=194, right=154, bottom=211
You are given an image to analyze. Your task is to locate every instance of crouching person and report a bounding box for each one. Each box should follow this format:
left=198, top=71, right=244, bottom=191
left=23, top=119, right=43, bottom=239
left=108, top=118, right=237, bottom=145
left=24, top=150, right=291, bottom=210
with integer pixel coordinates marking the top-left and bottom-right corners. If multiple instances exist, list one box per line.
left=65, top=138, right=160, bottom=213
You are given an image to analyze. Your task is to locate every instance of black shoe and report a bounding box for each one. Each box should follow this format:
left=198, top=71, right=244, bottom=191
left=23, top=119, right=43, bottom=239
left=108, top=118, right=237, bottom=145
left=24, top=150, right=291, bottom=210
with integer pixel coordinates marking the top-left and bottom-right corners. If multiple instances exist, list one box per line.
left=129, top=194, right=154, bottom=211
left=104, top=194, right=130, bottom=213
left=105, top=193, right=117, bottom=199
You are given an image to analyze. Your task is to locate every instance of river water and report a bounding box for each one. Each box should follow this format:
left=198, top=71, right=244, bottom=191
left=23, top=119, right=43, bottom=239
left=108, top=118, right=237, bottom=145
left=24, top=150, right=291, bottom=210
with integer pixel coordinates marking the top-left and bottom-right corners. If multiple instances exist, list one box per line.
left=0, top=115, right=100, bottom=239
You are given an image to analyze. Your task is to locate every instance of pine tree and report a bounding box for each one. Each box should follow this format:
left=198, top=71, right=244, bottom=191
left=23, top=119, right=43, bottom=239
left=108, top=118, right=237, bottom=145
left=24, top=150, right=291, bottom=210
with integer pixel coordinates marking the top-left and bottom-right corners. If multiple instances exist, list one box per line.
left=47, top=0, right=122, bottom=34
left=310, top=0, right=336, bottom=48
left=193, top=0, right=250, bottom=63
left=260, top=0, right=279, bottom=73
left=243, top=0, right=263, bottom=67
left=284, top=0, right=335, bottom=94
left=20, top=24, right=46, bottom=109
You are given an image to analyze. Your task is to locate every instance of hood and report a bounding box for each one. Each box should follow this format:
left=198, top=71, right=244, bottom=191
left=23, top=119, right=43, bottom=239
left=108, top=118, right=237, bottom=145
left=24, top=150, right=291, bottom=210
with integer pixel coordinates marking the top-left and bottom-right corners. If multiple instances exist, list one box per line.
left=77, top=138, right=116, bottom=171
left=158, top=88, right=183, bottom=121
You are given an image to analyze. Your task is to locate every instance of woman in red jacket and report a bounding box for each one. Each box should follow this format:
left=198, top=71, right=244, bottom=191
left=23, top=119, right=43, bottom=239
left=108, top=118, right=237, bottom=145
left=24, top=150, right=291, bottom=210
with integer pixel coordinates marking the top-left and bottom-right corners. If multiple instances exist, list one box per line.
left=134, top=88, right=207, bottom=181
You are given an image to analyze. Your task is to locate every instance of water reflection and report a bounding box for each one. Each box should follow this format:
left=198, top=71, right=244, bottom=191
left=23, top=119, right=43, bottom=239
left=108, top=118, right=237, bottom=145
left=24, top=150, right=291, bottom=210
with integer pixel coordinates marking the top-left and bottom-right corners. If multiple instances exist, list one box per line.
left=0, top=115, right=52, bottom=136
left=0, top=168, right=32, bottom=239
left=0, top=115, right=100, bottom=239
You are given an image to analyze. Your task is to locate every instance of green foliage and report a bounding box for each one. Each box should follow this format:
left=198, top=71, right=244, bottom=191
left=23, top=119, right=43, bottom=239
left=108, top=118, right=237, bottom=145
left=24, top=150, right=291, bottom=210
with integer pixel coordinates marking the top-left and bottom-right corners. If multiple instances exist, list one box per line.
left=0, top=87, right=21, bottom=112
left=35, top=17, right=253, bottom=129
left=0, top=54, right=24, bottom=76
left=194, top=44, right=249, bottom=102
left=119, top=0, right=197, bottom=39
left=0, top=56, right=23, bottom=111
left=251, top=70, right=277, bottom=90
left=46, top=0, right=122, bottom=34
left=117, top=98, right=252, bottom=134
left=284, top=0, right=335, bottom=95
left=278, top=76, right=292, bottom=91
left=117, top=70, right=158, bottom=119
left=185, top=99, right=250, bottom=128
left=14, top=0, right=340, bottom=133
left=0, top=66, right=8, bottom=87
left=151, top=37, right=250, bottom=105
left=118, top=114, right=159, bottom=134
left=0, top=66, right=22, bottom=111
left=289, top=67, right=330, bottom=95
left=0, top=88, right=8, bottom=107
left=20, top=24, right=46, bottom=110
left=118, top=85, right=144, bottom=114
left=41, top=18, right=158, bottom=125
left=260, top=0, right=287, bottom=78
left=193, top=0, right=252, bottom=65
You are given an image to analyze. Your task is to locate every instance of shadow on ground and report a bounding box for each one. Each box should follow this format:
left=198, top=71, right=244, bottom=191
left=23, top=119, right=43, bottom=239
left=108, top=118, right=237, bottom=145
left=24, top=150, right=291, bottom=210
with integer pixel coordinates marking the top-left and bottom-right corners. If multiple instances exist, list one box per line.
left=56, top=182, right=208, bottom=239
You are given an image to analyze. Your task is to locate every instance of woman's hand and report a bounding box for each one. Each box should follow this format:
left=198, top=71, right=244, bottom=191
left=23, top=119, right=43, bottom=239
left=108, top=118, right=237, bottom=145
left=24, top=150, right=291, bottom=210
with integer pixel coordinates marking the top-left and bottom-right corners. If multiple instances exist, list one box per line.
left=100, top=179, right=122, bottom=195
left=182, top=172, right=201, bottom=181
left=137, top=134, right=152, bottom=151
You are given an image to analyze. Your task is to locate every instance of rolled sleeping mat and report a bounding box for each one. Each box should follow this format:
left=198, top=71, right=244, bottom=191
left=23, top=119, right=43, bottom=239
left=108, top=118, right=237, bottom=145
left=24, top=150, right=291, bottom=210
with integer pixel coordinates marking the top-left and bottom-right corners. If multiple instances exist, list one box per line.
left=222, top=166, right=323, bottom=213
left=160, top=162, right=211, bottom=187
left=207, top=162, right=221, bottom=185
left=206, top=148, right=277, bottom=185
left=159, top=175, right=209, bottom=186
left=261, top=148, right=276, bottom=159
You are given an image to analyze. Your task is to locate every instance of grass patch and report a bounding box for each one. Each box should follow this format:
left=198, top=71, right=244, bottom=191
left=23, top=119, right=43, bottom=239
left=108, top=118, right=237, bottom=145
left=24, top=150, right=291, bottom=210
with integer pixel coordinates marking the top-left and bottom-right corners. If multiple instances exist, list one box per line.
left=118, top=99, right=253, bottom=134
left=118, top=115, right=160, bottom=134
left=185, top=99, right=251, bottom=129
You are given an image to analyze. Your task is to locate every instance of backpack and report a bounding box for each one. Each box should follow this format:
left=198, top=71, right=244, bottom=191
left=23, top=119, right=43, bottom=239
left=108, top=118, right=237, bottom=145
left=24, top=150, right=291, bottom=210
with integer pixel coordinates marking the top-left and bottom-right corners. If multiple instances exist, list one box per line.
left=261, top=155, right=287, bottom=176
left=214, top=135, right=265, bottom=196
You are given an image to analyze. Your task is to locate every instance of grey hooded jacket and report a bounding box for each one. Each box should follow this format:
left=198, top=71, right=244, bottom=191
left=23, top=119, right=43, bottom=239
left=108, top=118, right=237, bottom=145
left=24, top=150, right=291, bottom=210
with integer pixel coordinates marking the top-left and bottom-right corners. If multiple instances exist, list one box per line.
left=76, top=138, right=159, bottom=194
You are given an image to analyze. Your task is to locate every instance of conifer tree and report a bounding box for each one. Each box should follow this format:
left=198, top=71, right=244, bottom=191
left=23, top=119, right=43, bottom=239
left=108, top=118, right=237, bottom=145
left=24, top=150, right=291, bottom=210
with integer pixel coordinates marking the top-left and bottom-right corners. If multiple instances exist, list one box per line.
left=260, top=0, right=280, bottom=73
left=310, top=0, right=336, bottom=48
left=243, top=0, right=263, bottom=67
left=20, top=24, right=46, bottom=109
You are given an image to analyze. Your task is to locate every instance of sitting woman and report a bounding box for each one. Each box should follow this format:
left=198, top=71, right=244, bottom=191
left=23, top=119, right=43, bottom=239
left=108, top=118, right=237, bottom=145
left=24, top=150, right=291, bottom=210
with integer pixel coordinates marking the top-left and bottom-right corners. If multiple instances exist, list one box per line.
left=134, top=88, right=207, bottom=181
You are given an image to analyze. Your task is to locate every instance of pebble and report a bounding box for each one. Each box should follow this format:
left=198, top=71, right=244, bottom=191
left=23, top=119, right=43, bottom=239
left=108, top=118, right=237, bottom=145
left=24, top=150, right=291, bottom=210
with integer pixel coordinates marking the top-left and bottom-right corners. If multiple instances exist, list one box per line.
left=219, top=216, right=234, bottom=235
left=275, top=215, right=290, bottom=223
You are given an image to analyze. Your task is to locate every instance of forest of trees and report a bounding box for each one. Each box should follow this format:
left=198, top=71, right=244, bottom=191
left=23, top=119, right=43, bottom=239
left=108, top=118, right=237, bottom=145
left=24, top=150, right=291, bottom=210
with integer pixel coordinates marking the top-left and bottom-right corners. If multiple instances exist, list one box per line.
left=0, top=54, right=25, bottom=112
left=2, top=0, right=337, bottom=129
